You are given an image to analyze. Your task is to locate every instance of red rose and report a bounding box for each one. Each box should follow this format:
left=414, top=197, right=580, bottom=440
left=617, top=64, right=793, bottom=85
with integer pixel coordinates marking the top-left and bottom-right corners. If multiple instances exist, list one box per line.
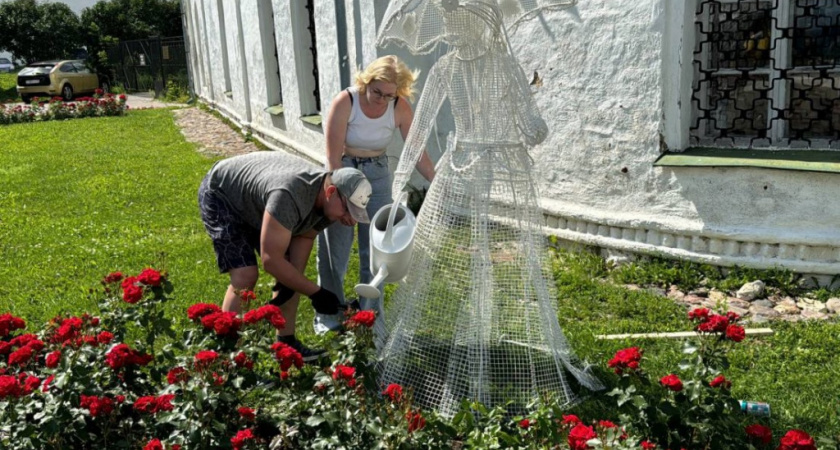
left=567, top=423, right=597, bottom=450
left=143, top=439, right=164, bottom=450
left=280, top=371, right=289, bottom=380
left=194, top=350, right=219, bottom=369
left=22, top=375, right=40, bottom=394
left=116, top=395, right=125, bottom=403
left=187, top=303, right=221, bottom=321
left=120, top=276, right=138, bottom=290
left=0, top=313, right=26, bottom=337
left=608, top=347, right=643, bottom=374
left=200, top=311, right=241, bottom=337
left=660, top=374, right=683, bottom=392
left=598, top=420, right=618, bottom=429
left=406, top=410, right=426, bottom=433
left=134, top=394, right=174, bottom=414
left=238, top=406, right=256, bottom=421
left=243, top=305, right=285, bottom=330
left=562, top=414, right=581, bottom=426
left=0, top=342, right=11, bottom=355
left=347, top=310, right=376, bottom=328
left=383, top=383, right=403, bottom=402
left=745, top=424, right=772, bottom=445
left=726, top=311, right=741, bottom=322
left=332, top=364, right=356, bottom=386
left=45, top=350, right=61, bottom=368
left=97, top=331, right=114, bottom=344
left=709, top=374, right=731, bottom=389
left=640, top=441, right=657, bottom=449
left=234, top=352, right=254, bottom=370
left=8, top=346, right=34, bottom=366
left=123, top=284, right=144, bottom=303
left=137, top=268, right=162, bottom=286
left=688, top=307, right=710, bottom=321
left=271, top=342, right=303, bottom=370
left=697, top=314, right=729, bottom=333
left=778, top=429, right=816, bottom=450
left=102, top=271, right=124, bottom=284
left=167, top=366, right=190, bottom=384
left=238, top=290, right=256, bottom=303
left=0, top=375, right=21, bottom=398
left=519, top=418, right=531, bottom=429
left=81, top=395, right=115, bottom=417
left=106, top=343, right=152, bottom=370
left=41, top=374, right=54, bottom=393
left=725, top=324, right=746, bottom=342
left=212, top=372, right=225, bottom=385
left=231, top=428, right=256, bottom=450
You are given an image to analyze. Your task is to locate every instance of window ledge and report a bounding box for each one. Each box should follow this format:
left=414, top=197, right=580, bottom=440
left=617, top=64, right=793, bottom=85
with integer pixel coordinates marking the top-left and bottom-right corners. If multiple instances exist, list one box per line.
left=654, top=148, right=840, bottom=174
left=224, top=91, right=233, bottom=98
left=300, top=114, right=322, bottom=127
left=265, top=104, right=284, bottom=116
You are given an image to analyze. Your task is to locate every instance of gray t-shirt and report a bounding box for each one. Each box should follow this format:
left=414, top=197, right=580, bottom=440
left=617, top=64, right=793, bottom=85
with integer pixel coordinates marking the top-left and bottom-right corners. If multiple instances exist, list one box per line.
left=207, top=152, right=331, bottom=235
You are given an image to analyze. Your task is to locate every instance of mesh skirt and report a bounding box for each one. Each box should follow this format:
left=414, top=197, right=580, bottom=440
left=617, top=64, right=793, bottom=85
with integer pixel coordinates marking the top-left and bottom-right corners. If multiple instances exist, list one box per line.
left=375, top=138, right=603, bottom=417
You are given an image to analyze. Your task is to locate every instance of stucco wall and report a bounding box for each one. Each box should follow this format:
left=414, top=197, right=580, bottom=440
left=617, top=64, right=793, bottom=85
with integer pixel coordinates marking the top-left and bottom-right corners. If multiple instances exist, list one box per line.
left=182, top=0, right=840, bottom=275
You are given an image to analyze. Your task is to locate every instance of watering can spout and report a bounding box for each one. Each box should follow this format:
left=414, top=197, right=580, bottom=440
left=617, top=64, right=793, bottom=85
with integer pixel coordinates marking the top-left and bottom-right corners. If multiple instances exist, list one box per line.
left=354, top=192, right=417, bottom=299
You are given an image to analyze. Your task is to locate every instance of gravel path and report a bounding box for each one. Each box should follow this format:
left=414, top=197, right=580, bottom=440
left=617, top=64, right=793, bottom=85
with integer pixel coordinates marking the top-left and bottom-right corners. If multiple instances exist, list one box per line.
left=172, top=107, right=259, bottom=157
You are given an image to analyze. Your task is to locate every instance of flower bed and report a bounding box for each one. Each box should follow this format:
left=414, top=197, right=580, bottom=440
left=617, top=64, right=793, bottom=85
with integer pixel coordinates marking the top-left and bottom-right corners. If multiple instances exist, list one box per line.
left=0, top=91, right=127, bottom=125
left=0, top=269, right=825, bottom=449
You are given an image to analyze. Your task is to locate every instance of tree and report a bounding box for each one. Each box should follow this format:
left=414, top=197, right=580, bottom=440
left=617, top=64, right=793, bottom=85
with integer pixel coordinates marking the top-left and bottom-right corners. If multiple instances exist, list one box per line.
left=0, top=0, right=82, bottom=63
left=80, top=0, right=183, bottom=81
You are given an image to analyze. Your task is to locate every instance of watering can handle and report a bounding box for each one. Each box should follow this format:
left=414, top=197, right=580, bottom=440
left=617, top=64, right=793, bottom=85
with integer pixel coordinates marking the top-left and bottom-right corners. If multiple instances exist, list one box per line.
left=384, top=191, right=408, bottom=247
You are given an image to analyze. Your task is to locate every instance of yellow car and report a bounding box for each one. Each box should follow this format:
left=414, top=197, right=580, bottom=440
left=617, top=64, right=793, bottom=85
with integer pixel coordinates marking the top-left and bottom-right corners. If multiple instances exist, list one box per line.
left=16, top=60, right=109, bottom=103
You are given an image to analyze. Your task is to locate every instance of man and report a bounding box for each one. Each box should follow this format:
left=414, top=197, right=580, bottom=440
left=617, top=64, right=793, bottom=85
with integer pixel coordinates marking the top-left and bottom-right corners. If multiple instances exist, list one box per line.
left=198, top=151, right=372, bottom=361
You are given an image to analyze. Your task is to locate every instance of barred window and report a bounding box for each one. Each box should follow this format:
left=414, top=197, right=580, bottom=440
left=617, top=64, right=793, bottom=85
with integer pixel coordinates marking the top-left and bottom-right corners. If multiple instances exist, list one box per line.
left=691, top=0, right=840, bottom=149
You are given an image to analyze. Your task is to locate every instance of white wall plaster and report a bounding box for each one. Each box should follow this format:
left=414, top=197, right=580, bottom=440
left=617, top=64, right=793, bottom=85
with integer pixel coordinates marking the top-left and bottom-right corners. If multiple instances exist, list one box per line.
left=184, top=0, right=840, bottom=274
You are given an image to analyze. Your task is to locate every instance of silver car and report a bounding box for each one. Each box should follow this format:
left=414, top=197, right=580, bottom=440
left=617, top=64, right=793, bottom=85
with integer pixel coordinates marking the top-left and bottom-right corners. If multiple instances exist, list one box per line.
left=0, top=58, right=14, bottom=73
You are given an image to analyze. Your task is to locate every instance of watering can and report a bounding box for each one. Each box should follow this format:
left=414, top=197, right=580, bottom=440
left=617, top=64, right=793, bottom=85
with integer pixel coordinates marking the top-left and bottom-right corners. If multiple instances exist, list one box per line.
left=355, top=192, right=417, bottom=299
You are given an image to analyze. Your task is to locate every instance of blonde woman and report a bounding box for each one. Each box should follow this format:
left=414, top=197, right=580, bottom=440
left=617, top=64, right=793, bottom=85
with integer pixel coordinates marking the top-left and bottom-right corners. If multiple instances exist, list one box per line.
left=314, top=55, right=435, bottom=334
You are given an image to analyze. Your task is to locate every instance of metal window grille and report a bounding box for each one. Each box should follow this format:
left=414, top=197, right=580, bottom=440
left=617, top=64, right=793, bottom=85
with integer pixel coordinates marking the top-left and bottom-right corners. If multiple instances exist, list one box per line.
left=305, top=0, right=321, bottom=112
left=691, top=0, right=840, bottom=149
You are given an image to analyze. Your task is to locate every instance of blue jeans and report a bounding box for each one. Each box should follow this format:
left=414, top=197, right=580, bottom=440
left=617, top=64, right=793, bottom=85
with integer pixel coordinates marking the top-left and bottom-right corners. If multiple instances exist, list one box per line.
left=314, top=154, right=392, bottom=334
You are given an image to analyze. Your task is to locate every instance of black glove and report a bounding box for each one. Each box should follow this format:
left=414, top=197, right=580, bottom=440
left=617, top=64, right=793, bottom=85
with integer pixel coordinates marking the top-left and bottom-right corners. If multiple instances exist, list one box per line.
left=269, top=281, right=296, bottom=307
left=309, top=288, right=341, bottom=315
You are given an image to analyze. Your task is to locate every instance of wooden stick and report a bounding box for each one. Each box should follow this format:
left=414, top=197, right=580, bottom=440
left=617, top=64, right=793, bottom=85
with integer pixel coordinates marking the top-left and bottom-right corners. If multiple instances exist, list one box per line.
left=596, top=328, right=774, bottom=340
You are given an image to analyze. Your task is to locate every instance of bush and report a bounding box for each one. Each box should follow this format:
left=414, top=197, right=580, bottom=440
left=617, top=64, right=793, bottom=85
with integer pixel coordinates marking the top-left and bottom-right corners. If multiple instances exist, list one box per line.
left=0, top=270, right=824, bottom=449
left=0, top=92, right=127, bottom=125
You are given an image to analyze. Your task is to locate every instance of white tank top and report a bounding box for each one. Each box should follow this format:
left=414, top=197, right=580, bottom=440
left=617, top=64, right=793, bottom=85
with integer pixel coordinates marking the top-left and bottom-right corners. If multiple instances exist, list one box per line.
left=344, top=86, right=397, bottom=152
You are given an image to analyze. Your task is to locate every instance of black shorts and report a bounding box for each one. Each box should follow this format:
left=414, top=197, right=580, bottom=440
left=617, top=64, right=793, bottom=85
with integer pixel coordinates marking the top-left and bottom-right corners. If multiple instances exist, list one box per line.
left=198, top=175, right=260, bottom=273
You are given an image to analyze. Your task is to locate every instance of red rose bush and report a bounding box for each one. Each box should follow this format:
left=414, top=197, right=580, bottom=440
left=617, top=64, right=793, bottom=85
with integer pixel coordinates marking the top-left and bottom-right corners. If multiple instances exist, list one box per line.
left=0, top=269, right=825, bottom=449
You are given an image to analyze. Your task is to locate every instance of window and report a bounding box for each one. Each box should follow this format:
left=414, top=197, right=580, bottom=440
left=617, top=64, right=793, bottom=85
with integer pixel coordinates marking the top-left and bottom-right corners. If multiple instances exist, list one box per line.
left=216, top=0, right=232, bottom=94
left=59, top=63, right=77, bottom=73
left=691, top=0, right=840, bottom=149
left=257, top=0, right=282, bottom=109
left=290, top=0, right=321, bottom=117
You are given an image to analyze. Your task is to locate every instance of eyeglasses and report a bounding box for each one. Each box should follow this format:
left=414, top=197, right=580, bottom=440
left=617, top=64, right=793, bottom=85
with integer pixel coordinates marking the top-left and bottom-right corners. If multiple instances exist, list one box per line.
left=370, top=87, right=397, bottom=101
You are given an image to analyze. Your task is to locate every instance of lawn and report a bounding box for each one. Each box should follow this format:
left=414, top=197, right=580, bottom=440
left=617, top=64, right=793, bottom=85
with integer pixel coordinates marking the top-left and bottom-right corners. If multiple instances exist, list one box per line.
left=1, top=109, right=838, bottom=444
left=0, top=72, right=19, bottom=103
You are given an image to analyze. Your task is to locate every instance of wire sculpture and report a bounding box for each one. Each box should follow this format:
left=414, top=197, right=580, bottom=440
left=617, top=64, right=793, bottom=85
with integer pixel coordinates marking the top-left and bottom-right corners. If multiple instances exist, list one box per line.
left=374, top=0, right=603, bottom=417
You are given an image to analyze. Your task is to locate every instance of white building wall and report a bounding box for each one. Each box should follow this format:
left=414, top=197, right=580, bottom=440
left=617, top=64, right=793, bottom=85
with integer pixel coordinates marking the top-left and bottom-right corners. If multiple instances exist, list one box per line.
left=184, top=0, right=840, bottom=275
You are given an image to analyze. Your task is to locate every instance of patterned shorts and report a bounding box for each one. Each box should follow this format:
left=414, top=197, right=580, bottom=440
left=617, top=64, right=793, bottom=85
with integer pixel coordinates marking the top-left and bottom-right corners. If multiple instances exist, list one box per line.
left=198, top=175, right=260, bottom=273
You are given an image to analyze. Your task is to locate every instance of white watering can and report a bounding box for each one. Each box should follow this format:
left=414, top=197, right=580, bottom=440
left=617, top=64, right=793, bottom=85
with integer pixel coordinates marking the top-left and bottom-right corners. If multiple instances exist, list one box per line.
left=355, top=192, right=417, bottom=299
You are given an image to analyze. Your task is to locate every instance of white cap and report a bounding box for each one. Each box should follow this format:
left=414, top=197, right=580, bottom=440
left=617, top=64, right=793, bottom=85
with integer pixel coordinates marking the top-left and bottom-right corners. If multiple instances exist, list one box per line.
left=332, top=168, right=372, bottom=223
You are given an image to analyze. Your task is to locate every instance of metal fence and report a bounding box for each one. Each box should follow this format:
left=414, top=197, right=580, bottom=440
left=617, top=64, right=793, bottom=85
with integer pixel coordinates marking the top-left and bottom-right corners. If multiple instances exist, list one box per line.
left=691, top=0, right=840, bottom=149
left=106, top=36, right=190, bottom=97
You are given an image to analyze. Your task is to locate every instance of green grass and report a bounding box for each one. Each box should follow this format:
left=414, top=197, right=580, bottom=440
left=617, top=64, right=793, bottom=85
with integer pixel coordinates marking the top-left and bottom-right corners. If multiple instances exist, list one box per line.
left=1, top=110, right=838, bottom=443
left=1, top=72, right=20, bottom=103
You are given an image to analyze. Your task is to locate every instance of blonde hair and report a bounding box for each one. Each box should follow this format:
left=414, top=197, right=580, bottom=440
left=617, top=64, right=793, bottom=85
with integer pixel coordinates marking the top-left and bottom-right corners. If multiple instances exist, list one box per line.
left=354, top=55, right=419, bottom=102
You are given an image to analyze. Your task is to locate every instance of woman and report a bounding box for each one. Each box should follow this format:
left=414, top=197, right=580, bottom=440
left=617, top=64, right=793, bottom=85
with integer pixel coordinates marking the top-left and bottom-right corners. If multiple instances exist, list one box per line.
left=315, top=55, right=436, bottom=335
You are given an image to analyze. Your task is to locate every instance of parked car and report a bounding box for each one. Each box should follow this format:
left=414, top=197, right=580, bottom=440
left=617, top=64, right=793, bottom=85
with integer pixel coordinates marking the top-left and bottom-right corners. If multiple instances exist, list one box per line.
left=16, top=60, right=110, bottom=103
left=0, top=58, right=14, bottom=73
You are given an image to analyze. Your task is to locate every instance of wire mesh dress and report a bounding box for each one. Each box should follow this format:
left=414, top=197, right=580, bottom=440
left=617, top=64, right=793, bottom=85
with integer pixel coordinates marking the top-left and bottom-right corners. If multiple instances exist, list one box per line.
left=375, top=0, right=603, bottom=417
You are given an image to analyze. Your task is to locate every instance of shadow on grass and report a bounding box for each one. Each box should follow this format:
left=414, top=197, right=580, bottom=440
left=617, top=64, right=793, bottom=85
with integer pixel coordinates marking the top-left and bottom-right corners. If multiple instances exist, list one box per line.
left=0, top=72, right=20, bottom=103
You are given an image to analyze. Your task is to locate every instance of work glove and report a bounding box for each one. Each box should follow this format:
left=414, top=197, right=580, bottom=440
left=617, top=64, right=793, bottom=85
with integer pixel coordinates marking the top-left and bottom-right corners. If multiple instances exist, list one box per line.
left=309, top=288, right=341, bottom=315
left=269, top=281, right=296, bottom=307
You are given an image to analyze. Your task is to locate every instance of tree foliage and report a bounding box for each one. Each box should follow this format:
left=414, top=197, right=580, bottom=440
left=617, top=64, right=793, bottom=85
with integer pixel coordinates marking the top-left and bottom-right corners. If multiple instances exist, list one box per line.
left=80, top=0, right=183, bottom=78
left=0, top=0, right=82, bottom=63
